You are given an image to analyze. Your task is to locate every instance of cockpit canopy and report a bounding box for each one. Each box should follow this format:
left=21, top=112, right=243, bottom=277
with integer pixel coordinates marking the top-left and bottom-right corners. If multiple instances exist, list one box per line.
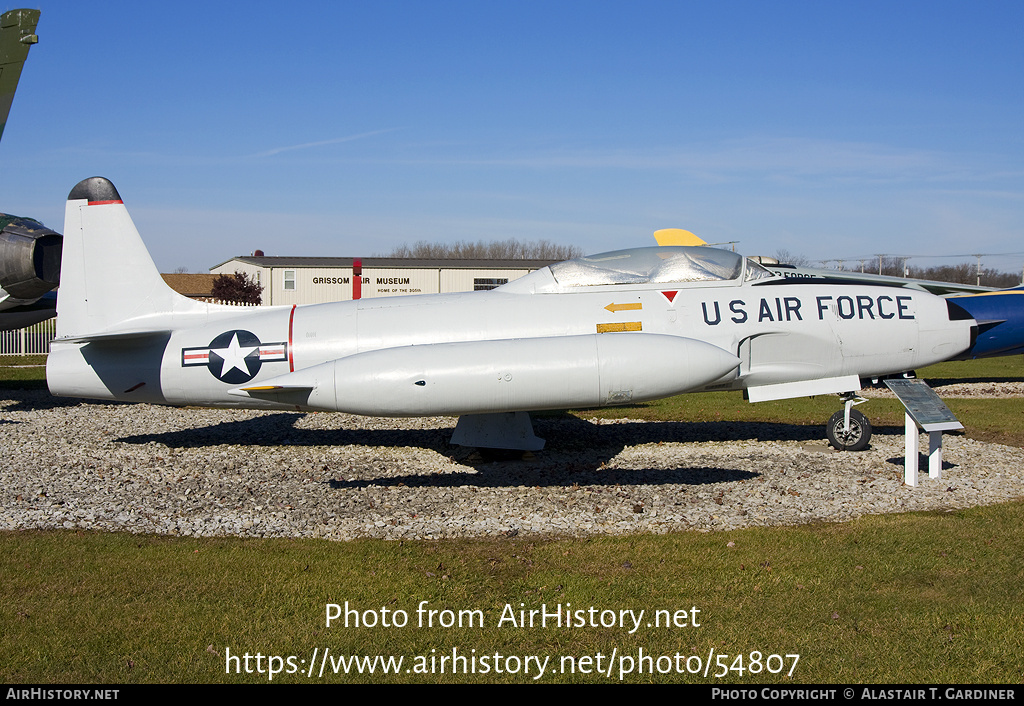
left=499, top=246, right=775, bottom=293
left=550, top=246, right=740, bottom=286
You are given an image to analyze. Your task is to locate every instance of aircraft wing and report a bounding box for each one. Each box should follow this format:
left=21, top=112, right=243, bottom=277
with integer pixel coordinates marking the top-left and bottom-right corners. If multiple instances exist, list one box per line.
left=0, top=9, right=39, bottom=142
left=762, top=264, right=998, bottom=296
left=0, top=10, right=57, bottom=331
left=53, top=328, right=174, bottom=345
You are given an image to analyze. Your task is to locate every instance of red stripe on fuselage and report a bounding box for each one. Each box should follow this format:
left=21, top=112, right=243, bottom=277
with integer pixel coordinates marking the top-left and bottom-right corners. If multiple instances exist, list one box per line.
left=87, top=200, right=123, bottom=205
left=288, top=304, right=296, bottom=372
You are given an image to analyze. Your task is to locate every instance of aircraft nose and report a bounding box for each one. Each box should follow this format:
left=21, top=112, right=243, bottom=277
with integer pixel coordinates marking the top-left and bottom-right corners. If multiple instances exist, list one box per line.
left=947, top=289, right=1024, bottom=358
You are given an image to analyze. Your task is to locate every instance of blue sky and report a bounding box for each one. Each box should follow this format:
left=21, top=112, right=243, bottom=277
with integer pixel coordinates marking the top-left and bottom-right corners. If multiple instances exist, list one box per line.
left=2, top=1, right=1023, bottom=274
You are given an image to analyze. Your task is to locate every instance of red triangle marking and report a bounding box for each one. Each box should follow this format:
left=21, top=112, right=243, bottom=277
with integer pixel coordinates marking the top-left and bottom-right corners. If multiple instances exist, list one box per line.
left=661, top=290, right=678, bottom=303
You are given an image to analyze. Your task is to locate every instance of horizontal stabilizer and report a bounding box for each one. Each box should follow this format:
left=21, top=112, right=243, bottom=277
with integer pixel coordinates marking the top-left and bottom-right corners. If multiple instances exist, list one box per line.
left=54, top=329, right=173, bottom=345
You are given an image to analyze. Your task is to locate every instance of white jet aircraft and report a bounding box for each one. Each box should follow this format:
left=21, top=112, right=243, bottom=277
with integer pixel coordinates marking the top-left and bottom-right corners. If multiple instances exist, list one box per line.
left=48, top=177, right=979, bottom=452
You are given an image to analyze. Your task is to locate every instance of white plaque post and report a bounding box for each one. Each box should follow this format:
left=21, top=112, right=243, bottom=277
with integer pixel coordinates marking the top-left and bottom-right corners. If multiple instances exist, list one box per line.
left=928, top=431, right=943, bottom=480
left=904, top=412, right=919, bottom=487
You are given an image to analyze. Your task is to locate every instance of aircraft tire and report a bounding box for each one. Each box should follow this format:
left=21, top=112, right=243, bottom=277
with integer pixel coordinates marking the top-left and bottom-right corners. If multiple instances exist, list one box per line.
left=826, top=409, right=872, bottom=452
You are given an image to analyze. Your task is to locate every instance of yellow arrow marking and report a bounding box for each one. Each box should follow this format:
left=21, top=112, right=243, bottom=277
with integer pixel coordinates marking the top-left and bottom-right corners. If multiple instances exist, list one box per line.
left=604, top=302, right=643, bottom=313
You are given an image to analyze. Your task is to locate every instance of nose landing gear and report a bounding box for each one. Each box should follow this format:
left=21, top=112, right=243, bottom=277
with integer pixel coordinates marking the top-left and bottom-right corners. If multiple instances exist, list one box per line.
left=826, top=393, right=872, bottom=451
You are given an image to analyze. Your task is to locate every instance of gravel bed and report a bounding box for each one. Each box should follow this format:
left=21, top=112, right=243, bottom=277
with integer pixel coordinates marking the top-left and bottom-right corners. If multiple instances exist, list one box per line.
left=2, top=389, right=1023, bottom=540
left=860, top=380, right=1024, bottom=398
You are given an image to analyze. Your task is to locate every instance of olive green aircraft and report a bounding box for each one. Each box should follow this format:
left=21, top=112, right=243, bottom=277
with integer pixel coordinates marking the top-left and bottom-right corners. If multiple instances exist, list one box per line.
left=0, top=9, right=62, bottom=331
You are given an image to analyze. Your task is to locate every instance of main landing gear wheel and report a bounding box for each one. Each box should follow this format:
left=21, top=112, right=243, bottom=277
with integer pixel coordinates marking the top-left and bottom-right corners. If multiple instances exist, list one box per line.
left=826, top=409, right=872, bottom=451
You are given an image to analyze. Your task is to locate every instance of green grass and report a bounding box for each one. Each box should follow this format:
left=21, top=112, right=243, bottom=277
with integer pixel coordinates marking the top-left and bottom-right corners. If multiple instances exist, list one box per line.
left=916, top=355, right=1024, bottom=382
left=3, top=503, right=1022, bottom=684
left=2, top=354, right=1023, bottom=683
left=0, top=354, right=47, bottom=388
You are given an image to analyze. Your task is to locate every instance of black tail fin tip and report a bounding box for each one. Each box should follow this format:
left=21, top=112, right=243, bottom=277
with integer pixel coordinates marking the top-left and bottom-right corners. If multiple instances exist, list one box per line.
left=68, top=177, right=121, bottom=203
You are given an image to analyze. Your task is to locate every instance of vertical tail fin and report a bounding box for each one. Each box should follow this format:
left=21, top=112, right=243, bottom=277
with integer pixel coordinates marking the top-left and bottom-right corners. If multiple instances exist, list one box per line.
left=58, top=177, right=207, bottom=338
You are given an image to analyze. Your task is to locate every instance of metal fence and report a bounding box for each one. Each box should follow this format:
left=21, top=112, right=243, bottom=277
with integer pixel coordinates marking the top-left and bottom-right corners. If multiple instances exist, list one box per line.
left=1, top=317, right=56, bottom=355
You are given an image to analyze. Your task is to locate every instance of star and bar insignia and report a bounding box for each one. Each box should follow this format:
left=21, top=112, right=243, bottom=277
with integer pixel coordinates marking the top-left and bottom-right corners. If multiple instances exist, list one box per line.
left=181, top=330, right=288, bottom=384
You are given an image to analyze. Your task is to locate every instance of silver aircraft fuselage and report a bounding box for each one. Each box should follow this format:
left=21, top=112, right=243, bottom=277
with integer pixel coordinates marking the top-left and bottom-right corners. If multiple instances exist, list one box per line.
left=48, top=251, right=973, bottom=414
left=45, top=177, right=976, bottom=453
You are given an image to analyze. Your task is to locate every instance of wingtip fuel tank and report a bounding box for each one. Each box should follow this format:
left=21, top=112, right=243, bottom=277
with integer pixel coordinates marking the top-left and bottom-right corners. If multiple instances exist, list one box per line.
left=231, top=333, right=741, bottom=416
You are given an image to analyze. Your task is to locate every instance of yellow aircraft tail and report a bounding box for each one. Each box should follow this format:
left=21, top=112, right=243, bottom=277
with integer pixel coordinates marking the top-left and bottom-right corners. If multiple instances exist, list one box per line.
left=653, top=228, right=706, bottom=246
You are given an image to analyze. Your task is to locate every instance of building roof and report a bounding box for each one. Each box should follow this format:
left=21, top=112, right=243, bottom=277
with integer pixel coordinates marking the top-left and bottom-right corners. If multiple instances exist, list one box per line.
left=211, top=256, right=558, bottom=271
left=161, top=273, right=218, bottom=298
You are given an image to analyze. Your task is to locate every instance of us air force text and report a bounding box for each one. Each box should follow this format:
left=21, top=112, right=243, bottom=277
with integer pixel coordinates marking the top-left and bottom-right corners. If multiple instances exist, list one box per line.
left=699, top=295, right=915, bottom=325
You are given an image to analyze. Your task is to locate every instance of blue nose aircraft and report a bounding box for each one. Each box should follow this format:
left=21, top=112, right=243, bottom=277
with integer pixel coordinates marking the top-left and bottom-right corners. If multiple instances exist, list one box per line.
left=944, top=289, right=1024, bottom=359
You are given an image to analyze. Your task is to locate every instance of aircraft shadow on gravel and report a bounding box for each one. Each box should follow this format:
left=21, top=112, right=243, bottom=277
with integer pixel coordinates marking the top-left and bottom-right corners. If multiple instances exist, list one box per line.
left=109, top=411, right=927, bottom=488
left=116, top=410, right=860, bottom=449
left=0, top=386, right=89, bottom=411
left=324, top=465, right=759, bottom=490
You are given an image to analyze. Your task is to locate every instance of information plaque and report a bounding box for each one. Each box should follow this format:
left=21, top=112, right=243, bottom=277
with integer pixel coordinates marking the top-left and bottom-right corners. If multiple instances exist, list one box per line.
left=883, top=378, right=962, bottom=486
left=883, top=379, right=963, bottom=432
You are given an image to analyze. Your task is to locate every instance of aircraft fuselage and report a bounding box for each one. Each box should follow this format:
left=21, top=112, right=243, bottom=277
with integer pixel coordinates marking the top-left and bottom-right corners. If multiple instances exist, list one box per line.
left=48, top=278, right=972, bottom=414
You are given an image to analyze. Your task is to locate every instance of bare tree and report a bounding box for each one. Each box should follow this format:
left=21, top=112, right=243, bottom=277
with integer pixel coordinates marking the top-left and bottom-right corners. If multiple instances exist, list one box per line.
left=773, top=249, right=812, bottom=267
left=904, top=263, right=1020, bottom=288
left=866, top=256, right=904, bottom=276
left=385, top=239, right=584, bottom=260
